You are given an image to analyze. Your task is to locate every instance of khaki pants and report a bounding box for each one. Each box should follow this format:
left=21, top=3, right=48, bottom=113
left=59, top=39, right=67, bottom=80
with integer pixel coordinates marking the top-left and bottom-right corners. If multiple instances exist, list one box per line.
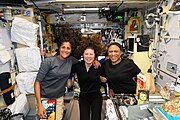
left=55, top=96, right=64, bottom=120
left=38, top=96, right=64, bottom=120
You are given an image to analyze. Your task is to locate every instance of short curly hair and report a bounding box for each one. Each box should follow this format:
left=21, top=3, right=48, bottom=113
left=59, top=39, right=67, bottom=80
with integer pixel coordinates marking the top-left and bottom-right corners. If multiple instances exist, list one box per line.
left=73, top=34, right=105, bottom=59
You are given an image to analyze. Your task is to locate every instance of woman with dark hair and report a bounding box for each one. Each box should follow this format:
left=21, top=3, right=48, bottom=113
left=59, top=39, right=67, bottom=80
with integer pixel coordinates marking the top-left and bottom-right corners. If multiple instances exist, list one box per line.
left=34, top=39, right=77, bottom=120
left=71, top=46, right=104, bottom=120
left=103, top=42, right=141, bottom=96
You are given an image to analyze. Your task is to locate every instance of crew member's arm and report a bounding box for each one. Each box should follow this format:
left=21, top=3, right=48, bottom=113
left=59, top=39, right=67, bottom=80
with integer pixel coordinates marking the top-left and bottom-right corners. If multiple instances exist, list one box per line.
left=34, top=81, right=46, bottom=118
left=67, top=73, right=75, bottom=88
left=34, top=58, right=51, bottom=119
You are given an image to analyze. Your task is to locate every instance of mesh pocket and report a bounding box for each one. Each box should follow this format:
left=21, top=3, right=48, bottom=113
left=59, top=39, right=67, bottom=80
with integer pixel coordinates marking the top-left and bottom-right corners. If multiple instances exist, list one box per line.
left=0, top=108, right=12, bottom=120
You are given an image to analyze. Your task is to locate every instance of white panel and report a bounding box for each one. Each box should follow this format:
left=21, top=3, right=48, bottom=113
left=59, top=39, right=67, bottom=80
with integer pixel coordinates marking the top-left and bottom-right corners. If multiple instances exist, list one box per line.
left=156, top=13, right=180, bottom=85
left=167, top=13, right=180, bottom=38
left=158, top=39, right=180, bottom=77
left=156, top=71, right=175, bottom=87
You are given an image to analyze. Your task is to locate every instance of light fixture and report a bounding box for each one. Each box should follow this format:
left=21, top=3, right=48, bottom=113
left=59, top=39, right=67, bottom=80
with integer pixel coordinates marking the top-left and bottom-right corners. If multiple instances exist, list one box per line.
left=64, top=7, right=110, bottom=12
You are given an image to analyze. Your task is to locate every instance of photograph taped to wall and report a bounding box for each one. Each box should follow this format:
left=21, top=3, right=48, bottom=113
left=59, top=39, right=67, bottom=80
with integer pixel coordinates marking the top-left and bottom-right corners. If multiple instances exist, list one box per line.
left=128, top=17, right=141, bottom=33
left=138, top=90, right=149, bottom=105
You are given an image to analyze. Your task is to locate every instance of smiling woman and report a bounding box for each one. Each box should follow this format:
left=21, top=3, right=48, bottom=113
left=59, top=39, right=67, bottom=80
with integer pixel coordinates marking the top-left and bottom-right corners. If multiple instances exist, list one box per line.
left=108, top=42, right=122, bottom=65
left=83, top=46, right=96, bottom=71
left=71, top=45, right=104, bottom=120
left=58, top=41, right=72, bottom=60
left=34, top=39, right=77, bottom=120
left=103, top=42, right=141, bottom=96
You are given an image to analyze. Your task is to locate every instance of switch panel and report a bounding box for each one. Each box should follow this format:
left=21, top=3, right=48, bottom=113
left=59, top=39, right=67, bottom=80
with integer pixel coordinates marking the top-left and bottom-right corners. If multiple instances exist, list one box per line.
left=166, top=62, right=177, bottom=74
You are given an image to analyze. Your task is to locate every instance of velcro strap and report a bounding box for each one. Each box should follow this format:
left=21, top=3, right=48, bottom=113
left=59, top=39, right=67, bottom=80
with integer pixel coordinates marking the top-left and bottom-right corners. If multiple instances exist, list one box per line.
left=0, top=83, right=16, bottom=96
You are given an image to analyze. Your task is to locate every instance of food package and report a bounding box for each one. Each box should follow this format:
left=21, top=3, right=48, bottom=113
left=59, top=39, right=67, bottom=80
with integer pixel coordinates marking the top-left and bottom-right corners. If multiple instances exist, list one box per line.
left=159, top=97, right=180, bottom=120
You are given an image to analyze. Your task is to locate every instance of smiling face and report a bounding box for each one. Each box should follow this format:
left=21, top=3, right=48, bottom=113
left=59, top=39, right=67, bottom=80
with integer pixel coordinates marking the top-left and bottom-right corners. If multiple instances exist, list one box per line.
left=83, top=48, right=95, bottom=65
left=59, top=42, right=72, bottom=60
left=108, top=45, right=122, bottom=65
left=139, top=93, right=147, bottom=101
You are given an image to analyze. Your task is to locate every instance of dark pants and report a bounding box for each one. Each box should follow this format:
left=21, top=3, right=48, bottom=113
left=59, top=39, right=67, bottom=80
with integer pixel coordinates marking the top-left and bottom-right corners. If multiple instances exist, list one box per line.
left=79, top=92, right=102, bottom=120
left=0, top=72, right=15, bottom=105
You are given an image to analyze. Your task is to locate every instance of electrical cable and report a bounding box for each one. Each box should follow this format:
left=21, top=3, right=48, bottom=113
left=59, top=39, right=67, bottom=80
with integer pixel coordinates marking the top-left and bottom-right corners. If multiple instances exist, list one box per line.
left=116, top=1, right=124, bottom=10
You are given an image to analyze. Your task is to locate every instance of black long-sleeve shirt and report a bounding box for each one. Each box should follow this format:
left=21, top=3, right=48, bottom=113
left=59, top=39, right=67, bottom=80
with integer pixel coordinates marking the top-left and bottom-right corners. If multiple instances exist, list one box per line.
left=72, top=61, right=103, bottom=94
left=103, top=58, right=141, bottom=94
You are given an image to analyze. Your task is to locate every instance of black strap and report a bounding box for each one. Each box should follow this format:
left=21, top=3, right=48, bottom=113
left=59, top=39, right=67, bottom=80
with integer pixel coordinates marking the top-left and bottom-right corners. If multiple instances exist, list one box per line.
left=9, top=113, right=25, bottom=120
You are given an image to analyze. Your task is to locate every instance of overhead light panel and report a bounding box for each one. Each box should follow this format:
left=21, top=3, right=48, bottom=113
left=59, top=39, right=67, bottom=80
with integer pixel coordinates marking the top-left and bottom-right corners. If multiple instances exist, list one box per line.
left=64, top=7, right=110, bottom=12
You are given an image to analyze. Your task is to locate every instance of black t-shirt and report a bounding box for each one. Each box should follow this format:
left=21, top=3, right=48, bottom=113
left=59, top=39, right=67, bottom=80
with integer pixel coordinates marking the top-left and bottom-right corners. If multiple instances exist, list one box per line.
left=72, top=61, right=103, bottom=94
left=103, top=58, right=141, bottom=94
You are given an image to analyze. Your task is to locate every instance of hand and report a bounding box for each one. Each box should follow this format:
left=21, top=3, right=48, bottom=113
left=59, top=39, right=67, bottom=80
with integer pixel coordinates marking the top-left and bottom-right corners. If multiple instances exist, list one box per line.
left=108, top=89, right=115, bottom=97
left=40, top=49, right=46, bottom=56
left=67, top=79, right=73, bottom=88
left=100, top=76, right=107, bottom=83
left=93, top=60, right=101, bottom=69
left=37, top=104, right=47, bottom=119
